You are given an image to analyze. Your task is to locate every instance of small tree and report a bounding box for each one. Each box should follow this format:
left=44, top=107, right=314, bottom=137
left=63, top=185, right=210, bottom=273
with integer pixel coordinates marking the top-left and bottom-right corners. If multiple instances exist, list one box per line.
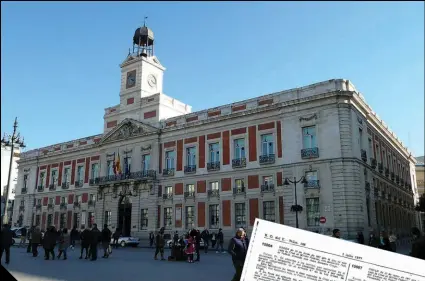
left=415, top=193, right=425, bottom=212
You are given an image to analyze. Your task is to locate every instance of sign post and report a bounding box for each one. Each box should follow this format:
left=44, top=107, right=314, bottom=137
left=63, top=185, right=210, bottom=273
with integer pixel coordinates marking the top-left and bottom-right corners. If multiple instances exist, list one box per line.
left=319, top=216, right=326, bottom=234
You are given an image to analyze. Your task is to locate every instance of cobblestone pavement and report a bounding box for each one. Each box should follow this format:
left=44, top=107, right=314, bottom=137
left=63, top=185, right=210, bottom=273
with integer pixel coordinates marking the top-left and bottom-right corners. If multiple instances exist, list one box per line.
left=3, top=246, right=234, bottom=281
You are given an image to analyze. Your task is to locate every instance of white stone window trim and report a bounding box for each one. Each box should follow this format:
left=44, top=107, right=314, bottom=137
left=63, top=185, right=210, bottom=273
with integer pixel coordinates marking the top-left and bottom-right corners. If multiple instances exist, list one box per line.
left=230, top=135, right=247, bottom=161
left=256, top=128, right=276, bottom=157
left=163, top=148, right=176, bottom=170
left=205, top=139, right=222, bottom=164
left=301, top=124, right=319, bottom=150
left=183, top=144, right=198, bottom=168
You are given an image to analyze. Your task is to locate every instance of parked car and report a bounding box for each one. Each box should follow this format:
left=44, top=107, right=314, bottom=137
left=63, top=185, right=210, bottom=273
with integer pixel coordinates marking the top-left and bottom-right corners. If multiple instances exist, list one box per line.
left=110, top=236, right=140, bottom=247
left=167, top=238, right=205, bottom=249
left=11, top=227, right=28, bottom=245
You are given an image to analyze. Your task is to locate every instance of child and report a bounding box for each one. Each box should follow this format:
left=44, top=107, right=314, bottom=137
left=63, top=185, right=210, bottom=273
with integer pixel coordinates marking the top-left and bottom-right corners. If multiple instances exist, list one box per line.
left=185, top=236, right=195, bottom=263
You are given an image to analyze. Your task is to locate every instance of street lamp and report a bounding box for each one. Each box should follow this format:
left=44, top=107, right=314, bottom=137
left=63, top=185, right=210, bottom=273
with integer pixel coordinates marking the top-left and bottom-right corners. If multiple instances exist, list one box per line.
left=283, top=176, right=308, bottom=229
left=1, top=117, right=26, bottom=225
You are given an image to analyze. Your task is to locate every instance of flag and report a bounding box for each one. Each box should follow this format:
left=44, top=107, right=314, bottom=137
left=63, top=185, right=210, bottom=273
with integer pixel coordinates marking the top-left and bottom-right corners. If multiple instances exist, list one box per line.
left=115, top=152, right=122, bottom=175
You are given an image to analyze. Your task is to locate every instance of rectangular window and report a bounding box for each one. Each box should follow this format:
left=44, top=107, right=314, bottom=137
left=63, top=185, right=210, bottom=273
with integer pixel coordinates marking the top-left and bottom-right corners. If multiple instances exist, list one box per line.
left=20, top=199, right=25, bottom=206
left=124, top=156, right=132, bottom=175
left=104, top=211, right=111, bottom=226
left=107, top=160, right=114, bottom=176
left=165, top=186, right=173, bottom=195
left=375, top=145, right=381, bottom=162
left=60, top=197, right=66, bottom=204
left=77, top=166, right=84, bottom=182
left=51, top=170, right=58, bottom=185
left=165, top=150, right=175, bottom=169
left=73, top=213, right=80, bottom=228
left=302, top=126, right=317, bottom=149
left=305, top=171, right=318, bottom=181
left=23, top=174, right=28, bottom=189
left=60, top=213, right=66, bottom=229
left=209, top=204, right=220, bottom=228
left=75, top=195, right=81, bottom=203
left=263, top=176, right=273, bottom=185
left=209, top=143, right=220, bottom=162
left=235, top=203, right=246, bottom=228
left=210, top=181, right=219, bottom=191
left=387, top=154, right=392, bottom=171
left=88, top=212, right=94, bottom=228
left=186, top=184, right=195, bottom=193
left=89, top=194, right=96, bottom=202
left=306, top=198, right=320, bottom=226
left=63, top=167, right=70, bottom=183
left=366, top=197, right=371, bottom=227
left=140, top=209, right=148, bottom=229
left=81, top=211, right=86, bottom=227
left=185, top=206, right=195, bottom=229
left=142, top=154, right=150, bottom=171
left=359, top=128, right=363, bottom=149
left=35, top=215, right=41, bottom=226
left=235, top=179, right=245, bottom=192
left=37, top=199, right=42, bottom=205
left=382, top=150, right=386, bottom=167
left=263, top=201, right=275, bottom=222
left=164, top=207, right=173, bottom=228
left=47, top=214, right=53, bottom=226
left=186, top=147, right=196, bottom=166
left=48, top=198, right=53, bottom=205
left=234, top=139, right=246, bottom=159
left=261, top=134, right=274, bottom=156
left=91, top=163, right=99, bottom=179
left=39, top=172, right=46, bottom=187
left=368, top=138, right=373, bottom=159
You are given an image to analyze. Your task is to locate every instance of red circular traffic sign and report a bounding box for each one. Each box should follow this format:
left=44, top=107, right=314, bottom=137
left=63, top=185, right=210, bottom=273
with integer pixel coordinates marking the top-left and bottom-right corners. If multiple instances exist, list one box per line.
left=319, top=217, right=326, bottom=224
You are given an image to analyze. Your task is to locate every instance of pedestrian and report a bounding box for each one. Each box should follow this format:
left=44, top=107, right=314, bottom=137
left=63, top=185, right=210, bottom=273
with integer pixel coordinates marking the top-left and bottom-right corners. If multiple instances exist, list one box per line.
left=201, top=228, right=210, bottom=253
left=154, top=227, right=166, bottom=261
left=368, top=231, right=379, bottom=247
left=194, top=229, right=201, bottom=261
left=211, top=232, right=217, bottom=248
left=356, top=232, right=365, bottom=244
left=173, top=231, right=179, bottom=246
left=149, top=231, right=155, bottom=248
left=31, top=226, right=42, bottom=257
left=1, top=224, right=13, bottom=265
left=332, top=229, right=341, bottom=238
left=79, top=226, right=91, bottom=259
left=43, top=226, right=57, bottom=260
left=57, top=228, right=70, bottom=260
left=90, top=224, right=101, bottom=261
left=185, top=235, right=195, bottom=263
left=101, top=224, right=112, bottom=258
left=410, top=227, right=425, bottom=260
left=389, top=232, right=397, bottom=252
left=112, top=228, right=120, bottom=249
left=228, top=228, right=249, bottom=281
left=20, top=226, right=27, bottom=248
left=216, top=228, right=224, bottom=253
left=378, top=231, right=392, bottom=251
left=70, top=226, right=79, bottom=250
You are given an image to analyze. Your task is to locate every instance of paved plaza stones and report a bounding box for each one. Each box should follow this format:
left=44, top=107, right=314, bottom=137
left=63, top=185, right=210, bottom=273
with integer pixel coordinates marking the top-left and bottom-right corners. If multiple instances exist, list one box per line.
left=4, top=247, right=234, bottom=281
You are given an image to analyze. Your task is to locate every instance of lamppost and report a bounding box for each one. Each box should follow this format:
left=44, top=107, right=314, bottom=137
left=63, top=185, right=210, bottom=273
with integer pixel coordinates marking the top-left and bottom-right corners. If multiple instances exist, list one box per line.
left=1, top=117, right=26, bottom=225
left=283, top=176, right=308, bottom=229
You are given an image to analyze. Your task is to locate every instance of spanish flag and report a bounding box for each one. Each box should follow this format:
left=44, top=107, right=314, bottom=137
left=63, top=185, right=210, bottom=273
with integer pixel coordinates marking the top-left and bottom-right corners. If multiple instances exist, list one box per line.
left=115, top=152, right=122, bottom=175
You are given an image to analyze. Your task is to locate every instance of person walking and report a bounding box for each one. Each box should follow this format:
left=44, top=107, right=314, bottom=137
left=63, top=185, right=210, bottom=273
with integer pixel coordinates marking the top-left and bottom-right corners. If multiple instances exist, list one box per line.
left=27, top=226, right=34, bottom=253
left=79, top=226, right=91, bottom=259
left=31, top=227, right=42, bottom=257
left=149, top=231, right=155, bottom=248
left=216, top=228, right=224, bottom=253
left=194, top=229, right=201, bottom=261
left=90, top=224, right=101, bottom=261
left=57, top=228, right=70, bottom=260
left=201, top=228, right=210, bottom=253
left=19, top=227, right=27, bottom=248
left=70, top=226, right=79, bottom=250
left=332, top=229, right=341, bottom=238
left=0, top=224, right=13, bottom=265
left=112, top=228, right=120, bottom=249
left=410, top=227, right=425, bottom=260
left=228, top=228, right=249, bottom=281
left=356, top=232, right=365, bottom=244
left=154, top=227, right=166, bottom=261
left=389, top=232, right=397, bottom=252
left=43, top=226, right=57, bottom=260
left=101, top=224, right=112, bottom=258
left=378, top=231, right=392, bottom=251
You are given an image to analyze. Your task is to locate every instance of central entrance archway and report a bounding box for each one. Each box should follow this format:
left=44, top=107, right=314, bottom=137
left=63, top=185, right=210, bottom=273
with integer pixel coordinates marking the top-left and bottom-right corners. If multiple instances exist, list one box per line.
left=118, top=196, right=132, bottom=237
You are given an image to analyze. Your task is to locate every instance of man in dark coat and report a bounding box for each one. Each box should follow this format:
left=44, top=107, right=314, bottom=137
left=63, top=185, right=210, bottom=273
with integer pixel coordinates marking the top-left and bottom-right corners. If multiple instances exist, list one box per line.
left=216, top=228, right=224, bottom=253
left=154, top=227, right=166, bottom=260
left=410, top=227, right=425, bottom=260
left=1, top=224, right=13, bottom=264
left=101, top=224, right=112, bottom=258
left=228, top=228, right=249, bottom=281
left=43, top=226, right=57, bottom=260
left=31, top=227, right=42, bottom=257
left=79, top=226, right=91, bottom=259
left=70, top=226, right=79, bottom=249
left=27, top=226, right=35, bottom=253
left=112, top=228, right=121, bottom=249
left=194, top=229, right=202, bottom=262
left=201, top=228, right=210, bottom=253
left=90, top=224, right=101, bottom=261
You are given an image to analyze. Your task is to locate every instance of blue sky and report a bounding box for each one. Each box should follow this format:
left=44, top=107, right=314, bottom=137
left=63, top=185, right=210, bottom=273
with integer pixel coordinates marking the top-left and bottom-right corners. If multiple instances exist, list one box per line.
left=1, top=2, right=424, bottom=156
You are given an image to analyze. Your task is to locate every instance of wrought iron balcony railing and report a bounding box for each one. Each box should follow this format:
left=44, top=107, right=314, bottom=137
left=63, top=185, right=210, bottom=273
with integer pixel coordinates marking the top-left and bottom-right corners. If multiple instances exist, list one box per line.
left=75, top=180, right=83, bottom=188
left=162, top=193, right=173, bottom=200
left=232, top=158, right=246, bottom=168
left=184, top=165, right=196, bottom=174
left=304, top=180, right=320, bottom=189
left=62, top=182, right=70, bottom=189
left=21, top=188, right=27, bottom=194
left=184, top=191, right=195, bottom=198
left=259, top=154, right=275, bottom=165
left=162, top=168, right=175, bottom=176
left=207, top=162, right=220, bottom=171
left=361, top=149, right=367, bottom=162
left=261, top=184, right=275, bottom=193
left=378, top=163, right=384, bottom=173
left=233, top=187, right=245, bottom=195
left=73, top=202, right=81, bottom=208
left=370, top=158, right=377, bottom=169
left=49, top=184, right=57, bottom=191
left=207, top=189, right=219, bottom=198
left=301, top=147, right=319, bottom=159
left=37, top=186, right=44, bottom=192
left=88, top=170, right=157, bottom=186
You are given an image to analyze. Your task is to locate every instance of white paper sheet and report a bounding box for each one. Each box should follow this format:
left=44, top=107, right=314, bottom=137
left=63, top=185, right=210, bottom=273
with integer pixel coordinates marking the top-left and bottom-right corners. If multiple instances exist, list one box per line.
left=241, top=219, right=425, bottom=281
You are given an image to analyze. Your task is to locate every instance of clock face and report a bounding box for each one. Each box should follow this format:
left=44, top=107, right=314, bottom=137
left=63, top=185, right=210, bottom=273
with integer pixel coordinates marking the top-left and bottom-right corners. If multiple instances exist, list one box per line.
left=126, top=70, right=136, bottom=89
left=147, top=74, right=157, bottom=88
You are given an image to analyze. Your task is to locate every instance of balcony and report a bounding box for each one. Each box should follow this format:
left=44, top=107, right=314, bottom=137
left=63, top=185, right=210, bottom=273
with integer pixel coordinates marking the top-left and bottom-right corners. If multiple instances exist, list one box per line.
left=35, top=205, right=42, bottom=211
left=47, top=204, right=54, bottom=210
left=162, top=168, right=175, bottom=176
left=304, top=180, right=320, bottom=189
left=385, top=168, right=389, bottom=178
left=207, top=162, right=220, bottom=171
left=75, top=180, right=83, bottom=188
left=261, top=184, right=275, bottom=193
left=37, top=186, right=44, bottom=192
left=259, top=154, right=275, bottom=165
left=60, top=203, right=67, bottom=210
left=361, top=150, right=367, bottom=162
left=232, top=158, right=246, bottom=168
left=301, top=147, right=319, bottom=159
left=370, top=158, right=377, bottom=169
left=89, top=170, right=157, bottom=186
left=162, top=193, right=173, bottom=200
left=378, top=163, right=384, bottom=173
left=62, top=182, right=70, bottom=189
left=19, top=206, right=25, bottom=212
left=233, top=187, right=246, bottom=195
left=88, top=200, right=96, bottom=207
left=21, top=188, right=27, bottom=194
left=49, top=184, right=57, bottom=191
left=184, top=165, right=196, bottom=174
left=73, top=202, right=81, bottom=208
left=391, top=172, right=395, bottom=181
left=207, top=189, right=219, bottom=198
left=184, top=191, right=195, bottom=199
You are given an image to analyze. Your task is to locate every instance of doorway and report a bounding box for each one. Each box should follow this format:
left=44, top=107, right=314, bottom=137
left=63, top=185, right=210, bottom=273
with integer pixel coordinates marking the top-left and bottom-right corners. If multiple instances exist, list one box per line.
left=118, top=196, right=132, bottom=237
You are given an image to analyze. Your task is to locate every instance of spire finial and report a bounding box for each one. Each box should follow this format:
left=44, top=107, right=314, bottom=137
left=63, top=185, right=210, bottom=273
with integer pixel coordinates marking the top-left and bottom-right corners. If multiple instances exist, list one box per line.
left=143, top=16, right=148, bottom=27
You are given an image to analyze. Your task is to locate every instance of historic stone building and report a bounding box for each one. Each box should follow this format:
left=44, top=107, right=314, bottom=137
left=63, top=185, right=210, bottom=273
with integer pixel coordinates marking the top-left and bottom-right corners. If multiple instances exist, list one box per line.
left=13, top=25, right=417, bottom=240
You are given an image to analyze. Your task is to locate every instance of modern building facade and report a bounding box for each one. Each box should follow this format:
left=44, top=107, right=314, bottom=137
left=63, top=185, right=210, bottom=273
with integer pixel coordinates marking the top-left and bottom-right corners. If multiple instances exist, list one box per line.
left=13, top=25, right=417, bottom=239
left=1, top=145, right=21, bottom=224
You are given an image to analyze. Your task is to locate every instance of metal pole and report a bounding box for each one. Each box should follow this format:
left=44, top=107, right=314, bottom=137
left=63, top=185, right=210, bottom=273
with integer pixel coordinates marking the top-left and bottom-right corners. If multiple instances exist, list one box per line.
left=294, top=177, right=299, bottom=229
left=2, top=125, right=17, bottom=225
